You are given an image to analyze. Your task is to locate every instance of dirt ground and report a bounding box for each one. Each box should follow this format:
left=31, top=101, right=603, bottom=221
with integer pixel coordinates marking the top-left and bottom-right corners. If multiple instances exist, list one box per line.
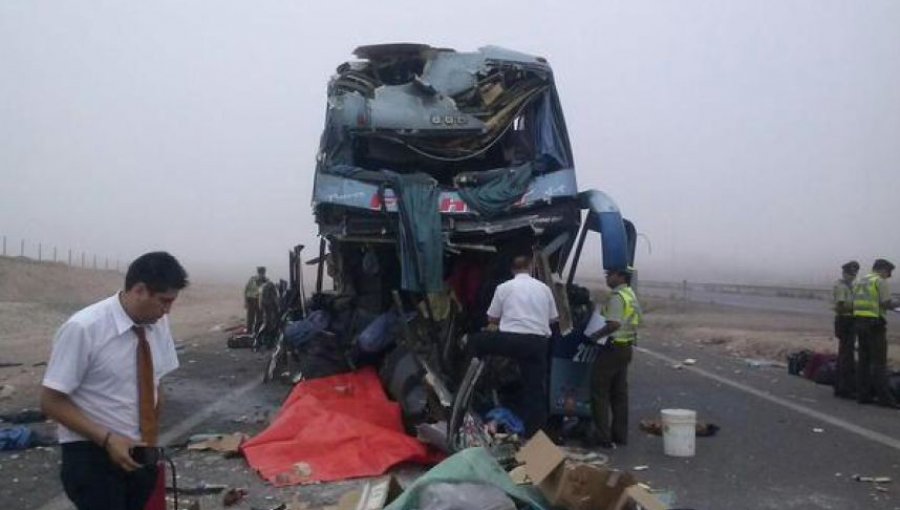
left=640, top=296, right=900, bottom=366
left=0, top=255, right=242, bottom=412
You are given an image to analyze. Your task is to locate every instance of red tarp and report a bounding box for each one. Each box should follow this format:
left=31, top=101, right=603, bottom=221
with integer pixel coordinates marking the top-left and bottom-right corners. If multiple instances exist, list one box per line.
left=242, top=367, right=439, bottom=486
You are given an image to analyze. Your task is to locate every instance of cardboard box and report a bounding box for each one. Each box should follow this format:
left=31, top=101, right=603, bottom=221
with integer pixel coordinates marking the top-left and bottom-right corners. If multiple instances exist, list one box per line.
left=516, top=431, right=636, bottom=510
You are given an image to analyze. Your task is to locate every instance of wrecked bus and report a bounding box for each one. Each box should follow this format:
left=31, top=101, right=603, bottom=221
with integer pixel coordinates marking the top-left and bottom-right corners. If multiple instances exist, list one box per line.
left=305, top=43, right=636, bottom=445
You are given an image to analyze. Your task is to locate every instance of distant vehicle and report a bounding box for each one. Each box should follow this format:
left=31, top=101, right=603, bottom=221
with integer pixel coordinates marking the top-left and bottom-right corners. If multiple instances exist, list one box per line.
left=306, top=43, right=637, bottom=442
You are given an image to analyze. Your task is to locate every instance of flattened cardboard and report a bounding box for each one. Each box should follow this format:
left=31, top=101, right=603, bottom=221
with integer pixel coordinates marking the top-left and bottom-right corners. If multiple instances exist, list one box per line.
left=515, top=430, right=567, bottom=485
left=336, top=476, right=402, bottom=510
left=611, top=485, right=668, bottom=510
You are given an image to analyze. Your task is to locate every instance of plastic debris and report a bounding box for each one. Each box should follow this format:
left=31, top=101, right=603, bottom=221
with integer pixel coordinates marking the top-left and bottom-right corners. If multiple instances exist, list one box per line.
left=852, top=474, right=892, bottom=483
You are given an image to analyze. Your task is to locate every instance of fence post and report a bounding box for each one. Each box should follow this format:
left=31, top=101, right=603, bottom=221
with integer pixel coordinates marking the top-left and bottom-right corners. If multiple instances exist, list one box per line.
left=92, top=255, right=97, bottom=270
left=38, top=243, right=42, bottom=262
left=105, top=257, right=108, bottom=270
left=116, top=259, right=120, bottom=272
left=81, top=252, right=85, bottom=268
left=53, top=247, right=57, bottom=263
left=20, top=239, right=25, bottom=257
left=68, top=249, right=72, bottom=266
left=2, top=235, right=5, bottom=256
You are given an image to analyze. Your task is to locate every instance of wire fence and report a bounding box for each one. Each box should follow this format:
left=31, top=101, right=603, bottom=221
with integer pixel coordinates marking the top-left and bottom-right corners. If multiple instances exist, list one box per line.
left=0, top=234, right=123, bottom=272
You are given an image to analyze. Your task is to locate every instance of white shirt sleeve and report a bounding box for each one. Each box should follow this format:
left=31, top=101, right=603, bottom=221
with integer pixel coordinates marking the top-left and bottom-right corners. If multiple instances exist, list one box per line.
left=546, top=285, right=559, bottom=321
left=42, top=321, right=91, bottom=395
left=486, top=284, right=504, bottom=319
left=153, top=317, right=180, bottom=380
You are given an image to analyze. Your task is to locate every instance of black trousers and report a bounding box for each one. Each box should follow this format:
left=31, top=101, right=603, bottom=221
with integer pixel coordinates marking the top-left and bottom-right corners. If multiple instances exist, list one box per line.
left=60, top=441, right=158, bottom=510
left=467, top=331, right=549, bottom=436
left=246, top=297, right=260, bottom=333
left=590, top=343, right=633, bottom=444
left=855, top=318, right=896, bottom=406
left=834, top=316, right=856, bottom=397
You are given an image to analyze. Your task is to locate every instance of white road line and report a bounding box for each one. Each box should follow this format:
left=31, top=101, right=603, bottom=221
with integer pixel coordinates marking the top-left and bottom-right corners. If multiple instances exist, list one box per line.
left=637, top=346, right=900, bottom=451
left=35, top=378, right=262, bottom=510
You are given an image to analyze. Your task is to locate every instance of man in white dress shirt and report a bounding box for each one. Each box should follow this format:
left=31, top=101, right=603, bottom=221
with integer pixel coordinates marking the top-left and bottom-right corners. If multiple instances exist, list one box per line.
left=40, top=251, right=187, bottom=510
left=466, top=255, right=559, bottom=436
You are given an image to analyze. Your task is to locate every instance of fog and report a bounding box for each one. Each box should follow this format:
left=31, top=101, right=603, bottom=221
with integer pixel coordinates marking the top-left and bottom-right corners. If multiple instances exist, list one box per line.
left=2, top=1, right=898, bottom=286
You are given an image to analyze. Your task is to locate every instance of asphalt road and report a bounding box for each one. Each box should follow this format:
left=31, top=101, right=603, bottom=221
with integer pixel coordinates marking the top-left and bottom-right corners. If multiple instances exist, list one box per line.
left=4, top=319, right=900, bottom=510
left=610, top=334, right=900, bottom=510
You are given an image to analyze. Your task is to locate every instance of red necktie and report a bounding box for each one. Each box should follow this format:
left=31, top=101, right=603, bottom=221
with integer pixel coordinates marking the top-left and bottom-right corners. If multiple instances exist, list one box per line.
left=132, top=326, right=159, bottom=445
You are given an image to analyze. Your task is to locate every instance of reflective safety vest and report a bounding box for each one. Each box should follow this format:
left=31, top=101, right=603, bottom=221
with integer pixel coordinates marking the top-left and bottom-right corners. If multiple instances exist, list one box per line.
left=853, top=273, right=883, bottom=319
left=610, top=286, right=642, bottom=344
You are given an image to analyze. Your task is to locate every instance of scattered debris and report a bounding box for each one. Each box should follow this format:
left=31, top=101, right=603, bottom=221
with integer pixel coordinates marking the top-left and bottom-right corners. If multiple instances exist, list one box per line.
left=852, top=475, right=892, bottom=484
left=0, top=409, right=46, bottom=424
left=671, top=363, right=684, bottom=370
left=683, top=358, right=697, bottom=366
left=166, top=483, right=228, bottom=496
left=0, top=362, right=24, bottom=368
left=560, top=447, right=609, bottom=467
left=0, top=384, right=15, bottom=400
left=334, top=476, right=401, bottom=510
left=227, top=334, right=255, bottom=349
left=223, top=488, right=248, bottom=507
left=508, top=465, right=530, bottom=485
left=633, top=465, right=649, bottom=471
left=744, top=358, right=780, bottom=368
left=187, top=432, right=249, bottom=456
left=0, top=425, right=56, bottom=450
left=293, top=462, right=313, bottom=479
left=812, top=428, right=825, bottom=433
left=31, top=361, right=47, bottom=367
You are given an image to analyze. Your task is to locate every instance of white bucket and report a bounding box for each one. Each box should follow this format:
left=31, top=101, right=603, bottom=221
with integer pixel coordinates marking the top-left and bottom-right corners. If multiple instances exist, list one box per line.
left=661, top=408, right=696, bottom=457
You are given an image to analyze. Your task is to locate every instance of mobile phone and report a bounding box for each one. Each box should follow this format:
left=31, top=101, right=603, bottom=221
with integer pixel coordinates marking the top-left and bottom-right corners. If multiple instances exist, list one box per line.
left=129, top=446, right=163, bottom=466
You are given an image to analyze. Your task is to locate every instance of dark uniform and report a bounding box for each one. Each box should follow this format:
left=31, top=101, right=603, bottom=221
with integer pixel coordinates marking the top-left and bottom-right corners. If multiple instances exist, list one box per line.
left=853, top=260, right=898, bottom=407
left=589, top=283, right=642, bottom=445
left=244, top=268, right=265, bottom=333
left=832, top=261, right=858, bottom=398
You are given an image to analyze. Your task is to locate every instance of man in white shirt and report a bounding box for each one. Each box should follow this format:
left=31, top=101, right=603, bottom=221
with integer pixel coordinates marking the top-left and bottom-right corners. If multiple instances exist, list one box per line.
left=466, top=255, right=558, bottom=436
left=41, top=251, right=187, bottom=510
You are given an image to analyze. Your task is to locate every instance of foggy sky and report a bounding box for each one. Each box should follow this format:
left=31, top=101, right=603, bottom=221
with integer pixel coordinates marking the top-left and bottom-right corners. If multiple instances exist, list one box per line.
left=2, top=1, right=899, bottom=286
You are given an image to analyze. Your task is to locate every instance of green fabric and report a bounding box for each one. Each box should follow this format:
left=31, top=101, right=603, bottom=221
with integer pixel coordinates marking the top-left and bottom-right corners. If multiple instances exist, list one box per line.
left=382, top=171, right=444, bottom=293
left=384, top=447, right=549, bottom=510
left=456, top=163, right=534, bottom=218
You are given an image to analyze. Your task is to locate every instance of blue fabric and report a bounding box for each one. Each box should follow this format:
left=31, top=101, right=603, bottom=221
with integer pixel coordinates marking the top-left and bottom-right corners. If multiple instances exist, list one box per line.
left=485, top=407, right=526, bottom=436
left=357, top=311, right=398, bottom=353
left=530, top=88, right=573, bottom=170
left=284, top=310, right=330, bottom=350
left=381, top=171, right=444, bottom=293
left=0, top=426, right=32, bottom=451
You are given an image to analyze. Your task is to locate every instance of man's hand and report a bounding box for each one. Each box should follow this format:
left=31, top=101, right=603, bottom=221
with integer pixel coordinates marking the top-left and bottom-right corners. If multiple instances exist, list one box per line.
left=105, top=433, right=142, bottom=472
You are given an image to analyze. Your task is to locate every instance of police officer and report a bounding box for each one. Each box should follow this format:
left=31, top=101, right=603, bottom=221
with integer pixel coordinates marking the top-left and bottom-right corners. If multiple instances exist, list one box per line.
left=244, top=267, right=266, bottom=333
left=587, top=267, right=642, bottom=448
left=853, top=259, right=899, bottom=408
left=833, top=260, right=859, bottom=399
